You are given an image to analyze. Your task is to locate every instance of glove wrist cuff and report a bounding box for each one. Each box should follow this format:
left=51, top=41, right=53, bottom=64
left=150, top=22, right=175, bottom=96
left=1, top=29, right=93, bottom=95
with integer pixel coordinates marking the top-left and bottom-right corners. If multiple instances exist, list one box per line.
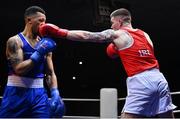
left=51, top=88, right=60, bottom=97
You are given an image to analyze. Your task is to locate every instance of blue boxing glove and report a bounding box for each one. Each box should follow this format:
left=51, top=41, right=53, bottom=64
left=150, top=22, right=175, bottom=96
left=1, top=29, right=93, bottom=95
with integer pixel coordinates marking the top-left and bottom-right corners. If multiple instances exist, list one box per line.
left=49, top=88, right=65, bottom=118
left=30, top=37, right=56, bottom=63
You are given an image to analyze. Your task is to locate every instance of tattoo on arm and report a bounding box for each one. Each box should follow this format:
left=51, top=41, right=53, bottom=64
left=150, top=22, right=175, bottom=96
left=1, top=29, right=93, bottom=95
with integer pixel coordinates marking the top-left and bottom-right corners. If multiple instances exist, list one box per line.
left=9, top=57, right=21, bottom=66
left=86, top=29, right=115, bottom=42
left=7, top=39, right=22, bottom=66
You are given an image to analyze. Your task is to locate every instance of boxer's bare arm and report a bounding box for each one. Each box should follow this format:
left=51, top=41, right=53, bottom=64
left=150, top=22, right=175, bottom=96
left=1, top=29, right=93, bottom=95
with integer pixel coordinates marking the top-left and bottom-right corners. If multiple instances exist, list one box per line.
left=66, top=29, right=116, bottom=43
left=6, top=36, right=34, bottom=75
left=45, top=52, right=58, bottom=89
left=39, top=23, right=116, bottom=43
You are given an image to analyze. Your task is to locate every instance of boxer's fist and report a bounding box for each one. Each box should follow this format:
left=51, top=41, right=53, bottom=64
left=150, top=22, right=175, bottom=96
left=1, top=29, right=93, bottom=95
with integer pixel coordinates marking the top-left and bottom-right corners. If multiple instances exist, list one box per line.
left=35, top=37, right=56, bottom=55
left=106, top=43, right=118, bottom=59
left=39, top=23, right=68, bottom=38
left=49, top=88, right=65, bottom=118
left=30, top=37, right=56, bottom=63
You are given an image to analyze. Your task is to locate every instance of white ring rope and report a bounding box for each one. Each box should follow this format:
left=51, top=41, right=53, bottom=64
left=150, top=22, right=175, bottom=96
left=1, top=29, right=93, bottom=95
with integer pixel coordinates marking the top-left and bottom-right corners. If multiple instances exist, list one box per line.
left=0, top=91, right=179, bottom=100
left=170, top=91, right=180, bottom=95
left=62, top=98, right=99, bottom=101
left=173, top=110, right=180, bottom=113
left=63, top=116, right=99, bottom=119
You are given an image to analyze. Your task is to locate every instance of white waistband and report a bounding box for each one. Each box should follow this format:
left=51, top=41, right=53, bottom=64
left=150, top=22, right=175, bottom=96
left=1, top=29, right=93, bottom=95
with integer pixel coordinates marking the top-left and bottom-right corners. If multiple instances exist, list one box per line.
left=128, top=68, right=160, bottom=78
left=7, top=75, right=44, bottom=88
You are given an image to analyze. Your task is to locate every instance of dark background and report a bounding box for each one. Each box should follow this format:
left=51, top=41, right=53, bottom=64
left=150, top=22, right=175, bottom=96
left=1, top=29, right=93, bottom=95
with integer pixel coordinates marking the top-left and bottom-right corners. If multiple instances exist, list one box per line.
left=0, top=0, right=180, bottom=117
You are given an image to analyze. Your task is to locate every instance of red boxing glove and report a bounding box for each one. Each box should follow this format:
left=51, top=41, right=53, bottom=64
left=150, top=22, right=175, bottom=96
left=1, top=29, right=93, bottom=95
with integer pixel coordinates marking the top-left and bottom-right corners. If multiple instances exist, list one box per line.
left=106, top=43, right=118, bottom=59
left=39, top=23, right=68, bottom=38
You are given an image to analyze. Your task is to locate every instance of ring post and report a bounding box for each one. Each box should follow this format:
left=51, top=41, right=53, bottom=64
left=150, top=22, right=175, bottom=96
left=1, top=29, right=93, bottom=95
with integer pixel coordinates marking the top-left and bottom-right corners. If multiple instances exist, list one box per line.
left=100, top=88, right=118, bottom=119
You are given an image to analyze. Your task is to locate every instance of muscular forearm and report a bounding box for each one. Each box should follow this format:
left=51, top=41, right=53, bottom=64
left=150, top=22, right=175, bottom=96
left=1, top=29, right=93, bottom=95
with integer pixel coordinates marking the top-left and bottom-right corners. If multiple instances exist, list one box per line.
left=66, top=30, right=88, bottom=41
left=13, top=59, right=34, bottom=75
left=67, top=30, right=114, bottom=43
left=39, top=23, right=114, bottom=43
left=46, top=73, right=58, bottom=89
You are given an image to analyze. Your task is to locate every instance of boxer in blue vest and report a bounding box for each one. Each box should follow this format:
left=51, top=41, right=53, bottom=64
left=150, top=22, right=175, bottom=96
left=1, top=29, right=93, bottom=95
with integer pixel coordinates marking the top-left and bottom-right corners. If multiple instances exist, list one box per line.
left=0, top=6, right=64, bottom=118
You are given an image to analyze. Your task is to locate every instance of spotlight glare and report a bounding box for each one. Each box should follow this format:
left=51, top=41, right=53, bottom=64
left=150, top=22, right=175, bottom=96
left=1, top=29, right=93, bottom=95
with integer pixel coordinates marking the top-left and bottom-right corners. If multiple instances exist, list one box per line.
left=79, top=61, right=83, bottom=64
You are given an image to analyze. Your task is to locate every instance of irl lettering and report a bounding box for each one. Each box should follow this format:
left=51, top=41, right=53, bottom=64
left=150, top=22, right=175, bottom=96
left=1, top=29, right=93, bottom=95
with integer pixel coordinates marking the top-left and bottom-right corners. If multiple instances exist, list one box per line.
left=138, top=49, right=151, bottom=56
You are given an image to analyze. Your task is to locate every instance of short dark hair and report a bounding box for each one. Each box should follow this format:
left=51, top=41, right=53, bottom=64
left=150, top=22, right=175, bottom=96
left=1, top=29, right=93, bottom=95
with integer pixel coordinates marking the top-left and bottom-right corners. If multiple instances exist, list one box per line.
left=24, top=6, right=45, bottom=18
left=110, top=8, right=131, bottom=23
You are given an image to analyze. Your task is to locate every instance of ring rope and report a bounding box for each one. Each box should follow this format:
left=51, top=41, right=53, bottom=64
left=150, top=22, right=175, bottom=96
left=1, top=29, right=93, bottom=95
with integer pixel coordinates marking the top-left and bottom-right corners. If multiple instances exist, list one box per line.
left=173, top=110, right=180, bottom=114
left=0, top=91, right=180, bottom=101
left=63, top=116, right=99, bottom=119
left=170, top=91, right=180, bottom=95
left=62, top=98, right=99, bottom=101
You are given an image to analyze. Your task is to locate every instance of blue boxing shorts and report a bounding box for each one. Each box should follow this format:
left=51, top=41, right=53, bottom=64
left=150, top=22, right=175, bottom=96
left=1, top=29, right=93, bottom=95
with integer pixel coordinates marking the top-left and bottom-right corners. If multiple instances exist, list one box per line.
left=0, top=75, right=50, bottom=118
left=122, top=68, right=176, bottom=117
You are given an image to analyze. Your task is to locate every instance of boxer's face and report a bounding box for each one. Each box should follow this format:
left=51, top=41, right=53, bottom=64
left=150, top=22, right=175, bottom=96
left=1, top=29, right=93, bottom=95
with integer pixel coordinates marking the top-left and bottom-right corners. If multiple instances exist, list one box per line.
left=32, top=12, right=46, bottom=34
left=27, top=12, right=46, bottom=35
left=111, top=16, right=122, bottom=30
